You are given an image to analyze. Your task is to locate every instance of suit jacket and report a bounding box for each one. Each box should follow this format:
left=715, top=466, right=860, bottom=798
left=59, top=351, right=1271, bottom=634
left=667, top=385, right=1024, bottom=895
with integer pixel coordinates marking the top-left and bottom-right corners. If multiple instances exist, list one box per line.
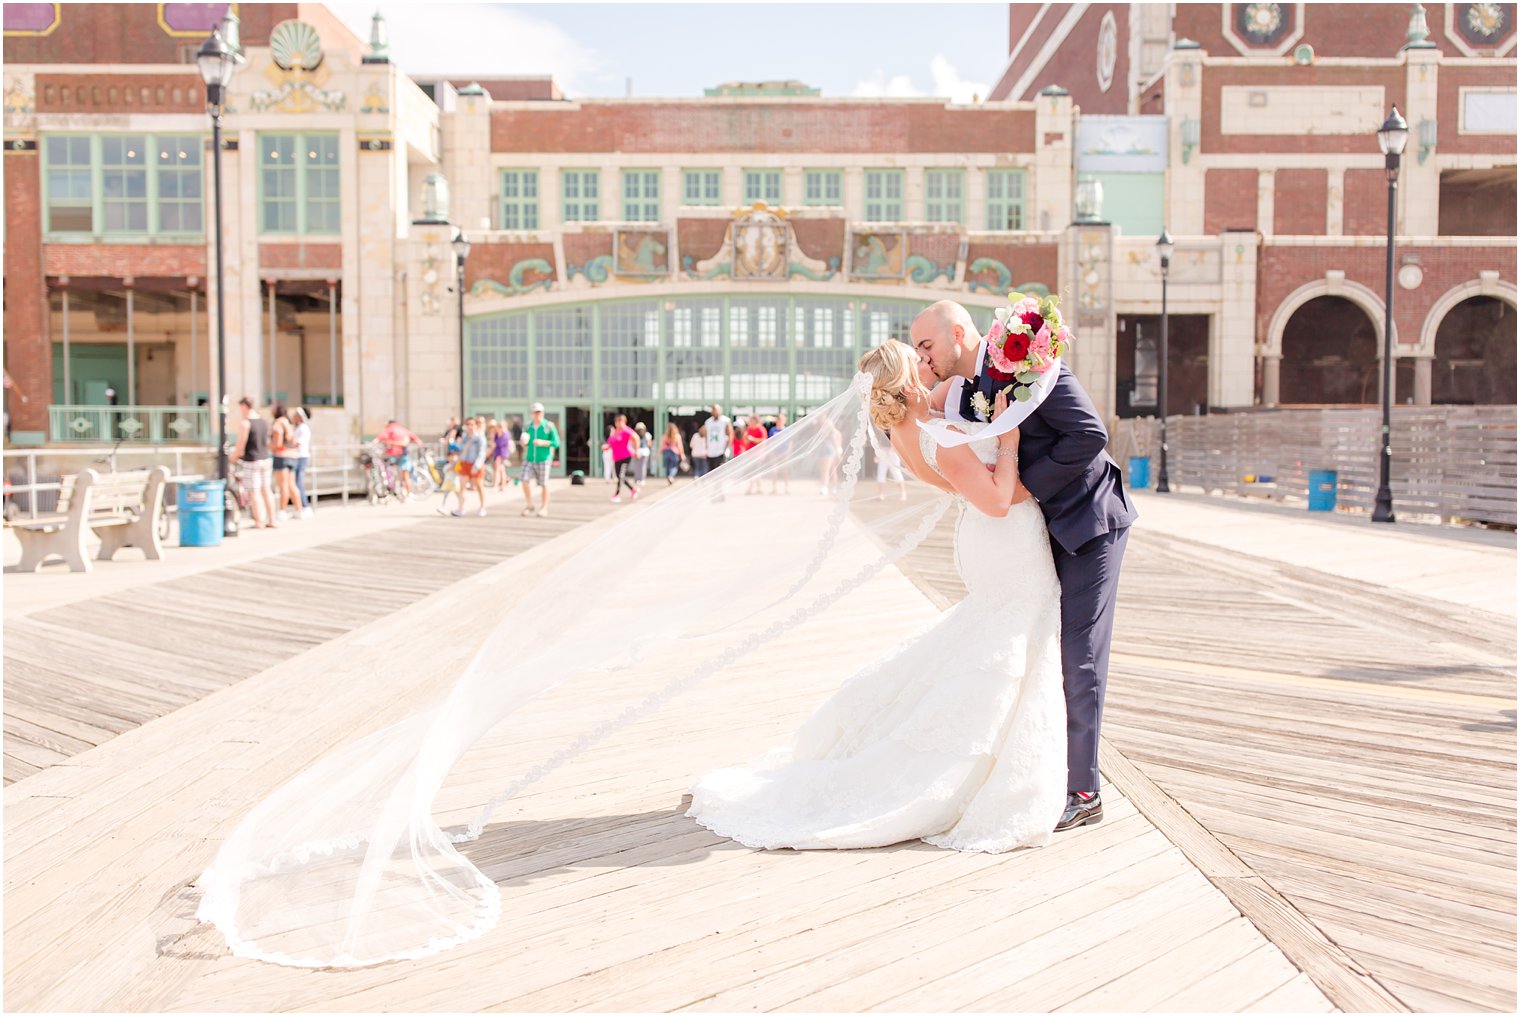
left=959, top=362, right=1136, bottom=554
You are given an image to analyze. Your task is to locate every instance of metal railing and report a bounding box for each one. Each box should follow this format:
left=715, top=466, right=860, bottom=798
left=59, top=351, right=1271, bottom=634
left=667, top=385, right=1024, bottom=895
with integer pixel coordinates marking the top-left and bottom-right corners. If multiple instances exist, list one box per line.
left=3, top=442, right=388, bottom=524
left=48, top=405, right=213, bottom=445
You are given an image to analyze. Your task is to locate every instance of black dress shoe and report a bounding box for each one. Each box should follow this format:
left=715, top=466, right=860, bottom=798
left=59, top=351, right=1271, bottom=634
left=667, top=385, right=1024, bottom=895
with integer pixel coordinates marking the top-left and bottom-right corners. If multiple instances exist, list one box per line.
left=1054, top=792, right=1103, bottom=832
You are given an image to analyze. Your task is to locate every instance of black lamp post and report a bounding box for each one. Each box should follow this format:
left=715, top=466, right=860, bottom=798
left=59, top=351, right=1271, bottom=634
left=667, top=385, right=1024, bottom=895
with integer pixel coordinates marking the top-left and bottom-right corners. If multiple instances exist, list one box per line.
left=452, top=228, right=472, bottom=417
left=196, top=18, right=241, bottom=531
left=1372, top=107, right=1408, bottom=524
left=1155, top=229, right=1174, bottom=493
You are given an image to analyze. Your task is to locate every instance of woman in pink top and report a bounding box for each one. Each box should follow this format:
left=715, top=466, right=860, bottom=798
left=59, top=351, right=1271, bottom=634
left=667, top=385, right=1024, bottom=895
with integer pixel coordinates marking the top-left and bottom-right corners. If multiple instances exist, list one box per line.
left=604, top=414, right=640, bottom=503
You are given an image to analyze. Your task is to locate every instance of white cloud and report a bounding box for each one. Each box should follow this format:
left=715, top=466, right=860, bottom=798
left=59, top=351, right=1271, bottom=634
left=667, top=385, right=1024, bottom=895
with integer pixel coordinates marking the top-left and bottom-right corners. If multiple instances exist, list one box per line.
left=329, top=4, right=612, bottom=96
left=851, top=54, right=988, bottom=104
left=928, top=54, right=988, bottom=105
left=852, top=69, right=924, bottom=99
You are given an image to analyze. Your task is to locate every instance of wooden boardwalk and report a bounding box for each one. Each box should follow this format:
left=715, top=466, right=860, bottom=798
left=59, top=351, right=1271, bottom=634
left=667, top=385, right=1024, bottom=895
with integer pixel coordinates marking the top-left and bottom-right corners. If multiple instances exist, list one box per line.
left=3, top=480, right=1511, bottom=1011
left=3, top=482, right=665, bottom=784
left=884, top=492, right=1517, bottom=1013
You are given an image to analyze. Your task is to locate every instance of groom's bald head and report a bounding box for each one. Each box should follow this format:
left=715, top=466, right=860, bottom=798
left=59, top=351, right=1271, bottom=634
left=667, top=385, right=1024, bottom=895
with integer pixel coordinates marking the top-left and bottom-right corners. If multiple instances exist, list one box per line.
left=910, top=300, right=982, bottom=383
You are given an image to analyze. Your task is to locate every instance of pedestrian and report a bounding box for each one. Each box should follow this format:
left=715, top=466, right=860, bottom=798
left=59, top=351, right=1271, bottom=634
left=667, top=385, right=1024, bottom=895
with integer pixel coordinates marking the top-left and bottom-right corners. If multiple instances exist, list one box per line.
left=288, top=406, right=314, bottom=517
left=659, top=422, right=686, bottom=484
left=699, top=404, right=733, bottom=476
left=601, top=424, right=615, bottom=482
left=766, top=411, right=790, bottom=494
left=269, top=403, right=298, bottom=520
left=875, top=431, right=908, bottom=501
left=375, top=418, right=421, bottom=499
left=689, top=427, right=709, bottom=478
left=818, top=415, right=843, bottom=497
left=451, top=416, right=488, bottom=517
left=490, top=420, right=512, bottom=491
left=606, top=413, right=639, bottom=503
left=230, top=396, right=277, bottom=529
left=443, top=416, right=463, bottom=454
left=739, top=413, right=768, bottom=494
left=519, top=402, right=559, bottom=517
left=633, top=422, right=652, bottom=485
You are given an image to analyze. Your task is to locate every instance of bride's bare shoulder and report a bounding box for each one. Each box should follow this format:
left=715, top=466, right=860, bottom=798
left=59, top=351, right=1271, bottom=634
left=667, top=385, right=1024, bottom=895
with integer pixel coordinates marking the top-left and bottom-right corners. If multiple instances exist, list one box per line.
left=929, top=380, right=952, bottom=412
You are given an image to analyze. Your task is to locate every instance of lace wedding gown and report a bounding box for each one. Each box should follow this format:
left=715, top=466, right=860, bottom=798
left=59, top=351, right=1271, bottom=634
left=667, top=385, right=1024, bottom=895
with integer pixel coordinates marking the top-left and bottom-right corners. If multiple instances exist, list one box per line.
left=687, top=424, right=1067, bottom=852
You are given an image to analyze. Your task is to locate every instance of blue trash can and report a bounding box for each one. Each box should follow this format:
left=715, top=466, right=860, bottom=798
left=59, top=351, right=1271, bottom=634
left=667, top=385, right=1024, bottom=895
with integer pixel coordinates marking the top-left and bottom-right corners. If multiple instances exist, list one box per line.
left=178, top=479, right=225, bottom=547
left=1307, top=470, right=1337, bottom=512
left=1128, top=456, right=1152, bottom=490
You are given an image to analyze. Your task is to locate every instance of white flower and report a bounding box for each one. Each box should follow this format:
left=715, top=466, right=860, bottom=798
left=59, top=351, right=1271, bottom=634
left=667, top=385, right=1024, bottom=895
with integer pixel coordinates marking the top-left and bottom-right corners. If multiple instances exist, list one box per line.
left=970, top=391, right=993, bottom=421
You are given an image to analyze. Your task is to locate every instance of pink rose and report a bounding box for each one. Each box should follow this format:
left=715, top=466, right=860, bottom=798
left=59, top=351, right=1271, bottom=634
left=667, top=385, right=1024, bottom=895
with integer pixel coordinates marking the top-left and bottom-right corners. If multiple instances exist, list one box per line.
left=1053, top=324, right=1073, bottom=357
left=1012, top=297, right=1042, bottom=319
left=987, top=319, right=1006, bottom=344
left=1027, top=323, right=1055, bottom=369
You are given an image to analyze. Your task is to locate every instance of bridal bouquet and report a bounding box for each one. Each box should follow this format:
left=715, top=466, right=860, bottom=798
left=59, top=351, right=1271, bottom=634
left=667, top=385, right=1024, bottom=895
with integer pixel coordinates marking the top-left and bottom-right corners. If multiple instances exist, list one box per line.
left=981, top=291, right=1072, bottom=404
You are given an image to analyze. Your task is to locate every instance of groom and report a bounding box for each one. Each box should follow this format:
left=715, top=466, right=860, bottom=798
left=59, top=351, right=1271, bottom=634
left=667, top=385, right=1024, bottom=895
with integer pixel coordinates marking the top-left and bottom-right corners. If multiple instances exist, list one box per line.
left=911, top=300, right=1136, bottom=831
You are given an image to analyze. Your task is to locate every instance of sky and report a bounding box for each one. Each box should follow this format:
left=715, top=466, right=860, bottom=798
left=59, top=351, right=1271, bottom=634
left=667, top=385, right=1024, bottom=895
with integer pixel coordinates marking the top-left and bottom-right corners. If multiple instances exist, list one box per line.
left=329, top=3, right=1010, bottom=103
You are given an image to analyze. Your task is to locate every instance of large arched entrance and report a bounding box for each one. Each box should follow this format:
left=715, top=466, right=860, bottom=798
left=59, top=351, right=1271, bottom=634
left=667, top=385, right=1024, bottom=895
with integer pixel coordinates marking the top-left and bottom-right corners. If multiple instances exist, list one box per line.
left=1279, top=296, right=1380, bottom=404
left=1431, top=296, right=1517, bottom=405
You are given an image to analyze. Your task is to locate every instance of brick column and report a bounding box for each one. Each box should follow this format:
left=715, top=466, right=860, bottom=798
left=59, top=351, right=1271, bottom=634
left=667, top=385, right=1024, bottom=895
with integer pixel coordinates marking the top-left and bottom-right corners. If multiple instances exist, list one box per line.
left=3, top=141, right=50, bottom=440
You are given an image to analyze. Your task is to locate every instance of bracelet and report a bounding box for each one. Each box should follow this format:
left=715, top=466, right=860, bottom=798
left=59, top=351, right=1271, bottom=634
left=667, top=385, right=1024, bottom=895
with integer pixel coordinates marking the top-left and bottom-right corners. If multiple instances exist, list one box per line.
left=996, top=447, right=1019, bottom=461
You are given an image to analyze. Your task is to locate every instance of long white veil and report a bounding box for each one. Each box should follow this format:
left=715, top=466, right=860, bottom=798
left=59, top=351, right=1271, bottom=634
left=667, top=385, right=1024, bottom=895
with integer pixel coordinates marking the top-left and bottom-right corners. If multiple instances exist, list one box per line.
left=196, top=370, right=961, bottom=968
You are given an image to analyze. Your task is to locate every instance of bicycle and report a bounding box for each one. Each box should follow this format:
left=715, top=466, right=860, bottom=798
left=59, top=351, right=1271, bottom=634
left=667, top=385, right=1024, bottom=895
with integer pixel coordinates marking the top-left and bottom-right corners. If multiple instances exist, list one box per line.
left=358, top=444, right=398, bottom=506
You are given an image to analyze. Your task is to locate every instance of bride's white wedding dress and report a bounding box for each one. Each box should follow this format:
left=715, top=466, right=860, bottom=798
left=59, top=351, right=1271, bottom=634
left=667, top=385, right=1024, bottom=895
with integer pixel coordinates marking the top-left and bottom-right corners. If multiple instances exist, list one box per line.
left=687, top=423, right=1067, bottom=852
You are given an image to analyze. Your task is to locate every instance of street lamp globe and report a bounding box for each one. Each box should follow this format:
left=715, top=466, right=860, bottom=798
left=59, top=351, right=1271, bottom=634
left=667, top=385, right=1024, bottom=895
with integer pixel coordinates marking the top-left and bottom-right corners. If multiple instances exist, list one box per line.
left=452, top=230, right=472, bottom=264
left=1377, top=107, right=1409, bottom=156
left=195, top=30, right=236, bottom=104
left=1155, top=229, right=1175, bottom=268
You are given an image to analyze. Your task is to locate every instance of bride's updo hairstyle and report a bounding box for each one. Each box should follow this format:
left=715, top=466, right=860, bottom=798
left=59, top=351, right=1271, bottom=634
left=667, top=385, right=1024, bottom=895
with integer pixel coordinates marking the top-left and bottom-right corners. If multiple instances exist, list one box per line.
left=858, top=340, right=917, bottom=431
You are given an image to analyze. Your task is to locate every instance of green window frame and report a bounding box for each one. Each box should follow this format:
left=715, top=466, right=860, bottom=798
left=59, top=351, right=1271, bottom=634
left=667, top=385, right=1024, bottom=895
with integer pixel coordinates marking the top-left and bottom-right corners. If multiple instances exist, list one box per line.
left=100, top=135, right=148, bottom=232
left=863, top=169, right=903, bottom=221
left=43, top=134, right=206, bottom=238
left=622, top=169, right=660, bottom=222
left=925, top=169, right=964, bottom=224
left=682, top=169, right=721, bottom=206
left=562, top=169, right=600, bottom=222
left=985, top=169, right=1027, bottom=231
left=154, top=135, right=203, bottom=234
left=803, top=169, right=842, bottom=206
left=743, top=169, right=782, bottom=206
left=43, top=136, right=94, bottom=234
left=499, top=169, right=540, bottom=230
left=259, top=132, right=340, bottom=235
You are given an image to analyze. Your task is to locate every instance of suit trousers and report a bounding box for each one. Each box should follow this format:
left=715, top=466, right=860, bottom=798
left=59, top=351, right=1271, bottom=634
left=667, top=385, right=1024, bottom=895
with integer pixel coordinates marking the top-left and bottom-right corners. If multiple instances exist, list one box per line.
left=1052, top=525, right=1129, bottom=793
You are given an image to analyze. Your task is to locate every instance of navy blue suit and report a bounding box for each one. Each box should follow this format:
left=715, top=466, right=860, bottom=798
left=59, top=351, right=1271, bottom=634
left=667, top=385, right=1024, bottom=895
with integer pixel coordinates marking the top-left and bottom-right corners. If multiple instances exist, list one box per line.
left=960, top=363, right=1136, bottom=792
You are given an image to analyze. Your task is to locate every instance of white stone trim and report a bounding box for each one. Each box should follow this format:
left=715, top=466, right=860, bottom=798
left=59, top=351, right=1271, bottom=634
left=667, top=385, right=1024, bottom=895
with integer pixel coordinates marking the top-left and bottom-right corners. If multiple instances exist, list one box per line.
left=1417, top=275, right=1519, bottom=355
left=1265, top=273, right=1393, bottom=357
left=1264, top=235, right=1517, bottom=247
left=1005, top=3, right=1090, bottom=102
left=1220, top=3, right=1306, bottom=58
left=1443, top=4, right=1519, bottom=57
left=990, top=3, right=1054, bottom=101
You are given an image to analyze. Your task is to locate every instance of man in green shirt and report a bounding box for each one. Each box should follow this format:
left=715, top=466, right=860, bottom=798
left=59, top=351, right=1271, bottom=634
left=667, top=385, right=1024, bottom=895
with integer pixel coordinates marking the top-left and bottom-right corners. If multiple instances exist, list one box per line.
left=519, top=402, right=560, bottom=517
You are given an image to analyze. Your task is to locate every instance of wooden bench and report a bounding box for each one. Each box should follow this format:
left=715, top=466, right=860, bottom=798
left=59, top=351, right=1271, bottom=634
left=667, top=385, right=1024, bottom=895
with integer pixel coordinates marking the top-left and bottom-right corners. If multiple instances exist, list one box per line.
left=11, top=467, right=170, bottom=573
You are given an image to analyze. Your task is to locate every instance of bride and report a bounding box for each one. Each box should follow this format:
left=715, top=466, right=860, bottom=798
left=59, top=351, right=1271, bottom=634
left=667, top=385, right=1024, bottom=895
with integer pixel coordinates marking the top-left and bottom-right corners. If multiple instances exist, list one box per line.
left=688, top=340, right=1068, bottom=852
left=197, top=338, right=1070, bottom=970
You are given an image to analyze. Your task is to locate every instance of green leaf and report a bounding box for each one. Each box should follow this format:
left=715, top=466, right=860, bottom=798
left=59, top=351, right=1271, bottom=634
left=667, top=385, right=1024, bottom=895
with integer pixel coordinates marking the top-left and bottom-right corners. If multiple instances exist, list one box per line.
left=1017, top=371, right=1040, bottom=384
left=1014, top=386, right=1033, bottom=402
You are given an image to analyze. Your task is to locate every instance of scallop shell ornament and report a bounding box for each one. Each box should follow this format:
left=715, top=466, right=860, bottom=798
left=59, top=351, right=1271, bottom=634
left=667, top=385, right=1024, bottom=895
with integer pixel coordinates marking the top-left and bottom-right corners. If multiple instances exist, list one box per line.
left=270, top=20, right=324, bottom=72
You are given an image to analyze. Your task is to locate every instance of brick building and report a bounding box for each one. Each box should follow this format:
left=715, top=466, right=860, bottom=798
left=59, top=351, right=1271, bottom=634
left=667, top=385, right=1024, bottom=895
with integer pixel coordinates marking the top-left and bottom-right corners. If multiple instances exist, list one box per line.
left=3, top=3, right=1515, bottom=472
left=990, top=2, right=1517, bottom=415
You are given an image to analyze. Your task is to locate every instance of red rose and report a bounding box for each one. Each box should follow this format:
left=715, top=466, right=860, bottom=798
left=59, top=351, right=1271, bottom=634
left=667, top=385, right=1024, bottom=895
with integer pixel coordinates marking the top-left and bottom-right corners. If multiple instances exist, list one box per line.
left=1003, top=332, right=1031, bottom=363
left=1020, top=311, right=1044, bottom=333
left=985, top=363, right=1014, bottom=382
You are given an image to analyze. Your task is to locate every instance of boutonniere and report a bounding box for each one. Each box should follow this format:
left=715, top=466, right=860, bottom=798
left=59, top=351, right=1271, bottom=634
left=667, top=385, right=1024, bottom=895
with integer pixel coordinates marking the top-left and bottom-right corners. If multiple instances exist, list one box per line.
left=970, top=391, right=993, bottom=422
